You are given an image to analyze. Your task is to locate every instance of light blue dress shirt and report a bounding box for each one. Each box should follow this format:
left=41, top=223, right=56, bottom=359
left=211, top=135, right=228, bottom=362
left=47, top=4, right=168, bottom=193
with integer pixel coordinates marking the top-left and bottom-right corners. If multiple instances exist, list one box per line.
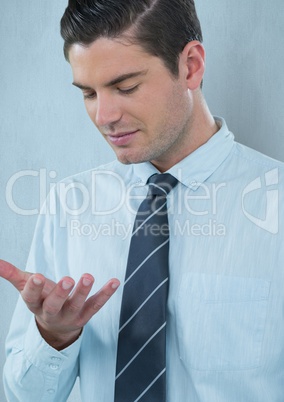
left=4, top=118, right=284, bottom=401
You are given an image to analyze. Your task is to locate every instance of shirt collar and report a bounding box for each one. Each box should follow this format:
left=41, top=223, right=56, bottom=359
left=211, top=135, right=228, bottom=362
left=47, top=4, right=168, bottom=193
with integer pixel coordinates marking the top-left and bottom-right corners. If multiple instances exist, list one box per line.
left=131, top=117, right=235, bottom=190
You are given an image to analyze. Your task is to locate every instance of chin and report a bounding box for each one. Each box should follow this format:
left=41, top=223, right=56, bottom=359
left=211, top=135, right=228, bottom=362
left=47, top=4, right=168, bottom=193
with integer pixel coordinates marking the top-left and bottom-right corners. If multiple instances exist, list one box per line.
left=115, top=151, right=150, bottom=165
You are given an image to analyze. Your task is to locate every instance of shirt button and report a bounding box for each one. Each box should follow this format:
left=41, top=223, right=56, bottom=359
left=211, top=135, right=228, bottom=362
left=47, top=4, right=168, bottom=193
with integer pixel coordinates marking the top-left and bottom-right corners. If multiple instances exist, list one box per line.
left=190, top=180, right=198, bottom=187
left=47, top=389, right=55, bottom=394
left=51, top=356, right=62, bottom=362
left=49, top=364, right=59, bottom=370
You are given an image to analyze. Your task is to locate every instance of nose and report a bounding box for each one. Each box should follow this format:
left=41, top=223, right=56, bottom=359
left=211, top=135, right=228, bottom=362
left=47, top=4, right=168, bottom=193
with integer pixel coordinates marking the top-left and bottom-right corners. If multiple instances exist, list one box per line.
left=93, top=93, right=122, bottom=128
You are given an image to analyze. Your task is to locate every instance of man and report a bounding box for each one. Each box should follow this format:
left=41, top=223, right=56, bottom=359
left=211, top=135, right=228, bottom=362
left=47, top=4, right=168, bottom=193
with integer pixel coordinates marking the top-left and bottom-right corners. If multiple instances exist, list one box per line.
left=1, top=0, right=284, bottom=401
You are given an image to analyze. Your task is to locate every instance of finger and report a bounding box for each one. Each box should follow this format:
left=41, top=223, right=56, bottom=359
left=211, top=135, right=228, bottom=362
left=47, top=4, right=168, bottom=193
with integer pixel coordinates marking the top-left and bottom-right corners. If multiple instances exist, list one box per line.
left=79, top=279, right=120, bottom=326
left=42, top=277, right=75, bottom=317
left=41, top=277, right=57, bottom=298
left=0, top=259, right=32, bottom=291
left=21, top=274, right=46, bottom=312
left=64, top=274, right=95, bottom=316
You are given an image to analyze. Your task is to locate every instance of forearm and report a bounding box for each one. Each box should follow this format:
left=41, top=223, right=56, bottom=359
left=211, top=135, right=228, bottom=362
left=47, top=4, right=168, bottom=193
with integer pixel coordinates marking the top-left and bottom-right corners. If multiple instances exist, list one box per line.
left=4, top=299, right=81, bottom=401
left=4, top=352, right=79, bottom=402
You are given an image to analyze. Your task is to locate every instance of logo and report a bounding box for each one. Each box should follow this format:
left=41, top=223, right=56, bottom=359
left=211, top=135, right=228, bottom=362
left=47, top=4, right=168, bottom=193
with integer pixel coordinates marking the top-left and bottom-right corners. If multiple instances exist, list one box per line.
left=242, top=168, right=279, bottom=234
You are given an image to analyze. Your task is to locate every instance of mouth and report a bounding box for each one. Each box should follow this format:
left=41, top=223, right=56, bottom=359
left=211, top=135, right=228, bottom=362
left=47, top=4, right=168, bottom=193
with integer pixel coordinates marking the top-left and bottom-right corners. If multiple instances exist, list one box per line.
left=106, top=130, right=139, bottom=146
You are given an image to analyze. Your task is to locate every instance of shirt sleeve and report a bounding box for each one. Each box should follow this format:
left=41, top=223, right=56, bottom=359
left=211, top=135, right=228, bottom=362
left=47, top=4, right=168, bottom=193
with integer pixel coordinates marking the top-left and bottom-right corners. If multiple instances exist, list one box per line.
left=3, top=297, right=82, bottom=402
left=3, top=186, right=81, bottom=401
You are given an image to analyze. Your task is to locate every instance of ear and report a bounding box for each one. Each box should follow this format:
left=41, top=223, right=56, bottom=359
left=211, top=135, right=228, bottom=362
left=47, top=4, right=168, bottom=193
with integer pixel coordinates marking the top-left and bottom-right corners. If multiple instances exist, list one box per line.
left=179, top=41, right=205, bottom=90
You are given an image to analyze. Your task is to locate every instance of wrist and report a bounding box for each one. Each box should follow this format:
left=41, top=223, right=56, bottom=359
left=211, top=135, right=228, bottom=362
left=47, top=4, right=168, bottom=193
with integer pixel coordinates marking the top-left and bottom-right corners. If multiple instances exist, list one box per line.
left=35, top=319, right=82, bottom=351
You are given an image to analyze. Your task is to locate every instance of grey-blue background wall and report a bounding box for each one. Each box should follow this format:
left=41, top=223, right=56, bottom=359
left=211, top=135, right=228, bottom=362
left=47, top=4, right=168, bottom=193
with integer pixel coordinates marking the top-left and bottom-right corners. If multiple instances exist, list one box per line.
left=1, top=1, right=283, bottom=401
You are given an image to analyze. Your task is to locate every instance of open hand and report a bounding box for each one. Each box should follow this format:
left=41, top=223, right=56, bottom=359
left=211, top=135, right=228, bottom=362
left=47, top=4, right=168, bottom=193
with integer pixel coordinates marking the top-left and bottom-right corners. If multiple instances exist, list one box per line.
left=0, top=259, right=120, bottom=349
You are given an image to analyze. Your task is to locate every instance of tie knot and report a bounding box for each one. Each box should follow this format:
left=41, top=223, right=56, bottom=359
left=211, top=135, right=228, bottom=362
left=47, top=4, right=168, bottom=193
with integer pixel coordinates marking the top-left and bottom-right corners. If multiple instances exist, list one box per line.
left=147, top=173, right=178, bottom=196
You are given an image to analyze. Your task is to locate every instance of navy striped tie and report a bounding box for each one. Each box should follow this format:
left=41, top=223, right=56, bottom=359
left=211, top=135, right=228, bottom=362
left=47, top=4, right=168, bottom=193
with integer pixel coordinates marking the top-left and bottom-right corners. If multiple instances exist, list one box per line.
left=115, top=173, right=178, bottom=402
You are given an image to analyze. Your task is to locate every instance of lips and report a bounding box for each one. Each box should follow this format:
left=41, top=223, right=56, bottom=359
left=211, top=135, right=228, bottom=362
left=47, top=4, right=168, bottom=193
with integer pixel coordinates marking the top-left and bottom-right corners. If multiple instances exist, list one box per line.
left=107, top=130, right=139, bottom=146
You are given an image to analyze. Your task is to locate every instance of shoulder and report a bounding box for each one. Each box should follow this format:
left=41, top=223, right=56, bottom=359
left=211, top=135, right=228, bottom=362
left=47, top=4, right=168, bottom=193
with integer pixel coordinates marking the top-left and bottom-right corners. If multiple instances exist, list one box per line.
left=221, top=142, right=284, bottom=192
left=47, top=160, right=139, bottom=213
left=233, top=142, right=284, bottom=172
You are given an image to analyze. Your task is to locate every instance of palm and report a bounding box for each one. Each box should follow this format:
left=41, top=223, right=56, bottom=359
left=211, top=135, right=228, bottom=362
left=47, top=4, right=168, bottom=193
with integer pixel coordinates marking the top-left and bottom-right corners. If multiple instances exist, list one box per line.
left=0, top=259, right=120, bottom=349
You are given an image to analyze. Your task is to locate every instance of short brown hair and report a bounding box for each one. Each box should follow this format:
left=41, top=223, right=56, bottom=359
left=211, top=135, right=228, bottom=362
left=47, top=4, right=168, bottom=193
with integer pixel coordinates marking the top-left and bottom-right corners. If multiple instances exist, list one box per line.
left=60, top=0, right=203, bottom=76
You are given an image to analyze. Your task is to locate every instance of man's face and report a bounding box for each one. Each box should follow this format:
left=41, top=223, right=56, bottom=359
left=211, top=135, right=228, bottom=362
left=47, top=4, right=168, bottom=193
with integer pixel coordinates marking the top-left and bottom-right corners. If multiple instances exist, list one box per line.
left=69, top=37, right=194, bottom=171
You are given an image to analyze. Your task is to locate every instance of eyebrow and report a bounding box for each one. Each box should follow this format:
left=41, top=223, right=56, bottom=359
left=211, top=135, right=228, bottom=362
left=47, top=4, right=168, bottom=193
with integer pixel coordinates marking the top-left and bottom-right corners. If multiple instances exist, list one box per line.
left=72, top=69, right=148, bottom=91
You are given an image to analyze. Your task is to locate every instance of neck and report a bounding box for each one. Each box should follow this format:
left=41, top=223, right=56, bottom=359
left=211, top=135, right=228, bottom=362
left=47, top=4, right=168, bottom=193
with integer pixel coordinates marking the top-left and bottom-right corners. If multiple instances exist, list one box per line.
left=151, top=92, right=219, bottom=172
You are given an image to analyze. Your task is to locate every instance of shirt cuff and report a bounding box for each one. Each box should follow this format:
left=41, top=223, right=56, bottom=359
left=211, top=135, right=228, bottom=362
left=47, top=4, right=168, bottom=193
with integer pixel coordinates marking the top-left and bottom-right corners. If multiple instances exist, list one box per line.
left=24, top=316, right=82, bottom=375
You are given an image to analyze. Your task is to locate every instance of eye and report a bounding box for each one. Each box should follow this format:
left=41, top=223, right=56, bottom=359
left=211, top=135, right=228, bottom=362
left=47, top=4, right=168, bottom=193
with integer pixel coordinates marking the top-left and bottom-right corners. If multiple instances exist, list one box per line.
left=83, top=91, right=97, bottom=100
left=118, top=85, right=139, bottom=95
